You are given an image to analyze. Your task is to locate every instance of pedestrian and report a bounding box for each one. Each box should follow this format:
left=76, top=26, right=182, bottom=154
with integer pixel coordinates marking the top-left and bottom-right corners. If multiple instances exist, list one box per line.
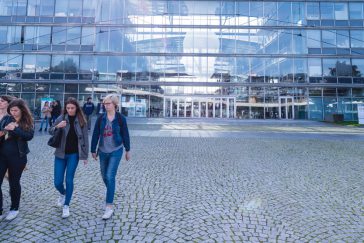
left=39, top=101, right=51, bottom=131
left=0, top=95, right=15, bottom=182
left=50, top=100, right=62, bottom=126
left=0, top=98, right=34, bottom=220
left=96, top=98, right=105, bottom=115
left=49, top=97, right=89, bottom=218
left=82, top=97, right=95, bottom=131
left=91, top=94, right=130, bottom=220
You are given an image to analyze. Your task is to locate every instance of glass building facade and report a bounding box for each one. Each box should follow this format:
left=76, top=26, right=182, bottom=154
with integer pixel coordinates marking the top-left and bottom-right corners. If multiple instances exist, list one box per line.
left=0, top=0, right=364, bottom=120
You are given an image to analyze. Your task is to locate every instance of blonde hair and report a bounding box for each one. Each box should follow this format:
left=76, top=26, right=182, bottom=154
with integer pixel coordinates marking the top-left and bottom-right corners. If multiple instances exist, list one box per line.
left=103, top=94, right=119, bottom=108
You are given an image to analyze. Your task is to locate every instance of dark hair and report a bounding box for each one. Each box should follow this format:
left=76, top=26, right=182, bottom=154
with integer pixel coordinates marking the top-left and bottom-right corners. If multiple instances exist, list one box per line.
left=0, top=95, right=15, bottom=104
left=87, top=97, right=92, bottom=101
left=7, top=98, right=34, bottom=131
left=63, top=97, right=87, bottom=128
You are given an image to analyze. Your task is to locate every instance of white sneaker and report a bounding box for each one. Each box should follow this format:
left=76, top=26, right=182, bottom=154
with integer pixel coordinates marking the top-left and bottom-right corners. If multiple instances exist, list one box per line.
left=62, top=206, right=70, bottom=218
left=57, top=194, right=65, bottom=207
left=102, top=207, right=114, bottom=220
left=5, top=210, right=19, bottom=220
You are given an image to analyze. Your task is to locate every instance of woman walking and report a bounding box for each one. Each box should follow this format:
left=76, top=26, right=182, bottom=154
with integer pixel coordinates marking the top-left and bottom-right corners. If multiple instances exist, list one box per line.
left=39, top=101, right=51, bottom=131
left=91, top=94, right=130, bottom=220
left=0, top=98, right=34, bottom=220
left=49, top=97, right=88, bottom=218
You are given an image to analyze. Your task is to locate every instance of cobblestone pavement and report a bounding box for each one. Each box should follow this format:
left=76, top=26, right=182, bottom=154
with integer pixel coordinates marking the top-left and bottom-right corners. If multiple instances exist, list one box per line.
left=0, top=120, right=363, bottom=242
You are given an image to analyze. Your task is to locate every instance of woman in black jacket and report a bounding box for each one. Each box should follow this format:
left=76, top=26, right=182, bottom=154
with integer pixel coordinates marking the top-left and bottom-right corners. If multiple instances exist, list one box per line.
left=0, top=98, right=34, bottom=221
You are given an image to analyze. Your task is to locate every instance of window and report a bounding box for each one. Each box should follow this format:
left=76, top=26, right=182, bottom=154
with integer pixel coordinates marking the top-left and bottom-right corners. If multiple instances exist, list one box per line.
left=82, top=0, right=97, bottom=17
left=68, top=0, right=82, bottom=16
left=336, top=59, right=352, bottom=76
left=52, top=27, right=67, bottom=44
left=36, top=55, right=50, bottom=72
left=307, top=30, right=321, bottom=48
left=336, top=30, right=349, bottom=48
left=308, top=59, right=322, bottom=76
left=351, top=31, right=364, bottom=48
left=27, top=0, right=54, bottom=16
left=51, top=55, right=64, bottom=72
left=7, top=26, right=21, bottom=44
left=0, top=0, right=13, bottom=15
left=81, top=27, right=95, bottom=45
left=0, top=26, right=7, bottom=43
left=67, top=27, right=81, bottom=45
left=335, top=3, right=348, bottom=20
left=322, top=30, right=336, bottom=48
left=320, top=3, right=334, bottom=19
left=307, top=3, right=320, bottom=20
left=352, top=59, right=364, bottom=77
left=55, top=0, right=67, bottom=16
left=349, top=3, right=363, bottom=19
left=322, top=59, right=337, bottom=76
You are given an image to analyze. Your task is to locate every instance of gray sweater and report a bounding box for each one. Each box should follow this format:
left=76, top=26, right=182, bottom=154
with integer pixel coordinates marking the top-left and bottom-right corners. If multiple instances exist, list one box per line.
left=49, top=114, right=89, bottom=160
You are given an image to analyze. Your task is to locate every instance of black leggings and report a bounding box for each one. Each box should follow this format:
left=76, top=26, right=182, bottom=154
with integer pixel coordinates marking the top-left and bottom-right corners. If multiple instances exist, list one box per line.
left=0, top=153, right=27, bottom=213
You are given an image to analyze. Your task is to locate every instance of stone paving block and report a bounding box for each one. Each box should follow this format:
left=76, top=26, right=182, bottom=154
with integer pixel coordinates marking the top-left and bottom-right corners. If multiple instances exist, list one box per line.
left=0, top=134, right=363, bottom=242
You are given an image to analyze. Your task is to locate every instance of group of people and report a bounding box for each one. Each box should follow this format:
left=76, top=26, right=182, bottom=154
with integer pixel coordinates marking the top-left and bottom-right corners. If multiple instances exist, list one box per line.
left=39, top=100, right=62, bottom=132
left=0, top=94, right=131, bottom=221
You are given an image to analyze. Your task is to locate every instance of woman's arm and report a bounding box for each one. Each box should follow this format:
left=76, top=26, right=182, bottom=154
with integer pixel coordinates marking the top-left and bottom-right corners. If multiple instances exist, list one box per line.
left=90, top=116, right=101, bottom=153
left=11, top=126, right=34, bottom=141
left=49, top=115, right=64, bottom=135
left=121, top=115, right=130, bottom=152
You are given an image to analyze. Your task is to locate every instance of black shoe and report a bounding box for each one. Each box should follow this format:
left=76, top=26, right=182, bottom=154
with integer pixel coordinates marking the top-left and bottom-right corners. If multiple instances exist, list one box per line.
left=39, top=128, right=42, bottom=131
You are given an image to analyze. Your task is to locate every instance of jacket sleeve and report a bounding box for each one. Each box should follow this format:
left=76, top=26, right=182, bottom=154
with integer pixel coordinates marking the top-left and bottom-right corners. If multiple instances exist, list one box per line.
left=83, top=123, right=89, bottom=156
left=49, top=115, right=64, bottom=135
left=90, top=116, right=101, bottom=153
left=11, top=126, right=34, bottom=141
left=121, top=115, right=130, bottom=152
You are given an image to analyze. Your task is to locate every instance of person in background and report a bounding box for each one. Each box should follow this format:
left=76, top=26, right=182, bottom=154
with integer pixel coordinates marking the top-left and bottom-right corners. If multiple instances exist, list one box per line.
left=39, top=101, right=51, bottom=132
left=91, top=94, right=130, bottom=220
left=96, top=98, right=105, bottom=116
left=49, top=97, right=89, bottom=218
left=50, top=100, right=61, bottom=127
left=82, top=97, right=95, bottom=131
left=0, top=98, right=34, bottom=220
left=0, top=95, right=15, bottom=181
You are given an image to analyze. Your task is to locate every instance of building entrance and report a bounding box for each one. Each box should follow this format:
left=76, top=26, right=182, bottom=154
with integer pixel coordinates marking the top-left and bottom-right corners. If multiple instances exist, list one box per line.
left=164, top=97, right=236, bottom=118
left=279, top=96, right=294, bottom=119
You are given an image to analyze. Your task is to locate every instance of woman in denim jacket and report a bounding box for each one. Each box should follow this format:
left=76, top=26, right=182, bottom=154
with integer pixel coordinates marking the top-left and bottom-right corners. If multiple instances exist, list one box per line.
left=91, top=94, right=130, bottom=220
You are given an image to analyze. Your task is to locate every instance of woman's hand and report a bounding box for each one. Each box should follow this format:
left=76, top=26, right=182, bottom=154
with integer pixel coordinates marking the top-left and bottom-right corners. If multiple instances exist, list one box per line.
left=92, top=153, right=98, bottom=160
left=56, top=120, right=67, bottom=129
left=125, top=151, right=131, bottom=161
left=83, top=160, right=88, bottom=165
left=0, top=131, right=4, bottom=137
left=4, top=122, right=18, bottom=131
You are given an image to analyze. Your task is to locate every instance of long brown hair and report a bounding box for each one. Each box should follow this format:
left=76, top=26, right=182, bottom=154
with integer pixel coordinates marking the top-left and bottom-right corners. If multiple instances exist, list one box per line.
left=0, top=95, right=15, bottom=104
left=7, top=98, right=34, bottom=131
left=63, top=97, right=87, bottom=128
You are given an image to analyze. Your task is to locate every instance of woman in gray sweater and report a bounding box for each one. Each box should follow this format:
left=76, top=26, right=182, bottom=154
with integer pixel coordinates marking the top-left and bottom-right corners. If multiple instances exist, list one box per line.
left=49, top=97, right=89, bottom=218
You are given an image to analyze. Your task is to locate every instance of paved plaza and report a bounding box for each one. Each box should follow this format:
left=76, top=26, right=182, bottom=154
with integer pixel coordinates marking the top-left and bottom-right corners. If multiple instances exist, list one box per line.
left=0, top=119, right=363, bottom=242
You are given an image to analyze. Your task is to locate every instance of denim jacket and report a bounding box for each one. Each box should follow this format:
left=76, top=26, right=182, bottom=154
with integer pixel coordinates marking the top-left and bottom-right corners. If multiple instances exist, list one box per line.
left=91, top=112, right=130, bottom=153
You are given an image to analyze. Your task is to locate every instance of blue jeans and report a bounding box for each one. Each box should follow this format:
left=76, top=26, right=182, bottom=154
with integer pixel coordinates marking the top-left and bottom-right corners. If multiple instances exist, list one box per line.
left=54, top=153, right=79, bottom=206
left=99, top=148, right=123, bottom=204
left=39, top=117, right=49, bottom=130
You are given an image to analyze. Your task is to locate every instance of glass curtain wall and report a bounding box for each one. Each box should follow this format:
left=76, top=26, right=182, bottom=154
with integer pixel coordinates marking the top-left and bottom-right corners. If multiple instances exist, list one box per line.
left=0, top=0, right=363, bottom=120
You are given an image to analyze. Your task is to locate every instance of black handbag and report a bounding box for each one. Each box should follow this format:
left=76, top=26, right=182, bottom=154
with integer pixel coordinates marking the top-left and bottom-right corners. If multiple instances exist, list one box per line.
left=47, top=127, right=62, bottom=148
